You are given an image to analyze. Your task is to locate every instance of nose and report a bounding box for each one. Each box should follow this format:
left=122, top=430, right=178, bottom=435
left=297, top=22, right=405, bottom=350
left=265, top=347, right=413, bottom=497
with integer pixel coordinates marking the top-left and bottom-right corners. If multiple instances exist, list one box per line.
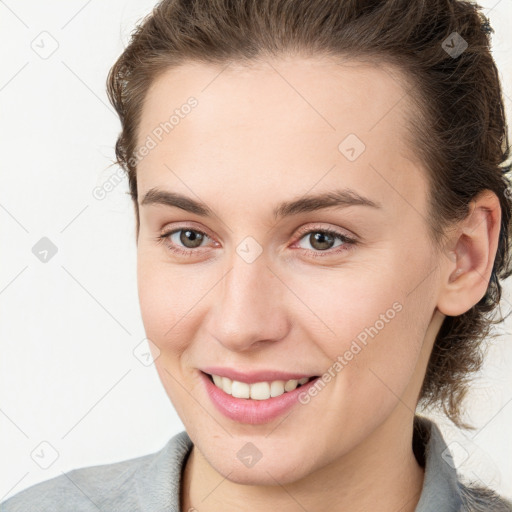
left=206, top=254, right=290, bottom=352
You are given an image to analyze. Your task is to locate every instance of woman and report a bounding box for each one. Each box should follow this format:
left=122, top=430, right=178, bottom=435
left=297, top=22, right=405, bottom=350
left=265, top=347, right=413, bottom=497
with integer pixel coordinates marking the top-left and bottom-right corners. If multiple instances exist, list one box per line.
left=2, top=0, right=511, bottom=510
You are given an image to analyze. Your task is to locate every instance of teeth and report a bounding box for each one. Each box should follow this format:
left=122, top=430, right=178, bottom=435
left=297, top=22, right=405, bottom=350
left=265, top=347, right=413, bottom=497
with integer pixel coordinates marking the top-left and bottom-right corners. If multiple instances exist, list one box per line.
left=211, top=374, right=313, bottom=400
left=250, top=381, right=270, bottom=400
left=270, top=380, right=285, bottom=397
left=231, top=380, right=250, bottom=399
left=284, top=379, right=298, bottom=392
left=222, top=376, right=232, bottom=394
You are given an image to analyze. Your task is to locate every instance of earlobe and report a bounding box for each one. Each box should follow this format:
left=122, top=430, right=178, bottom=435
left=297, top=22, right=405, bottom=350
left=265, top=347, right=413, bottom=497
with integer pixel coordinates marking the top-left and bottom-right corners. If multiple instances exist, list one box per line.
left=437, top=190, right=501, bottom=317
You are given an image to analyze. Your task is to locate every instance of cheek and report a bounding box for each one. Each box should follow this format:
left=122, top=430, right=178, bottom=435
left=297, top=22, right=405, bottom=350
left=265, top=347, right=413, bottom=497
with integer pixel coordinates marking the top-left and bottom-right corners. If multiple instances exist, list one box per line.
left=137, top=253, right=204, bottom=417
left=292, top=263, right=407, bottom=347
left=137, top=252, right=189, bottom=350
left=297, top=259, right=432, bottom=403
left=136, top=249, right=220, bottom=355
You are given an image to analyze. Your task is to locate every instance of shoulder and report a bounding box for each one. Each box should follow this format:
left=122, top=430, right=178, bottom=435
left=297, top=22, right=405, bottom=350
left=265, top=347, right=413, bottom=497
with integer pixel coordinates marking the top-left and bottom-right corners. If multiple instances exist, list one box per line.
left=0, top=453, right=153, bottom=512
left=0, top=431, right=192, bottom=512
left=413, top=415, right=512, bottom=512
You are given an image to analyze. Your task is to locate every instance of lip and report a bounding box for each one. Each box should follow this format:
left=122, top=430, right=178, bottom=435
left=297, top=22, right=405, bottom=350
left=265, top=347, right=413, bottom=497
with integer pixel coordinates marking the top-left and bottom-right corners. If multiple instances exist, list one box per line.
left=200, top=366, right=317, bottom=384
left=199, top=370, right=320, bottom=425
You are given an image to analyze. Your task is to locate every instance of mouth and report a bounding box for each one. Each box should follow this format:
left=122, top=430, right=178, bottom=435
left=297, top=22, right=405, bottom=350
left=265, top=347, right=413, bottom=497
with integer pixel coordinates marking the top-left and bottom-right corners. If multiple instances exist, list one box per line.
left=199, top=370, right=321, bottom=424
left=202, top=371, right=319, bottom=400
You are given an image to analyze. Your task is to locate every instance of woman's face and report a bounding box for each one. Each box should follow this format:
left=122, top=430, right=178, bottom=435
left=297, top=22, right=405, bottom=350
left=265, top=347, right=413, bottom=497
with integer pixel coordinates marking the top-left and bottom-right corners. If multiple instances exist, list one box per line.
left=135, top=56, right=446, bottom=484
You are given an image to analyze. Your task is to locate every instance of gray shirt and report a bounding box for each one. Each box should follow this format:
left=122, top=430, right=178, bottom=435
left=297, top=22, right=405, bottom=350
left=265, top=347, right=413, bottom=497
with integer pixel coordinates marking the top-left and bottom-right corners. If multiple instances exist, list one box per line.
left=2, top=415, right=511, bottom=511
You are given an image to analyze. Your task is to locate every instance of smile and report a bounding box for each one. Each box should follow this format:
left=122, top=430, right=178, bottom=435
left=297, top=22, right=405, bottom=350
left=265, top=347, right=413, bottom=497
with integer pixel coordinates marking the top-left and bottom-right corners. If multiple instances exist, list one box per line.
left=200, top=370, right=321, bottom=424
left=209, top=373, right=315, bottom=400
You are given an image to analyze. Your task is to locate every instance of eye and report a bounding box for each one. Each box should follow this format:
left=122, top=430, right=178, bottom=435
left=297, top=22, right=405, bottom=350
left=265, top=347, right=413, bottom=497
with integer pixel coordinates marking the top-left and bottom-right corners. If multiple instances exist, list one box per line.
left=294, top=225, right=356, bottom=257
left=157, top=226, right=214, bottom=256
left=169, top=228, right=208, bottom=248
left=156, top=223, right=356, bottom=259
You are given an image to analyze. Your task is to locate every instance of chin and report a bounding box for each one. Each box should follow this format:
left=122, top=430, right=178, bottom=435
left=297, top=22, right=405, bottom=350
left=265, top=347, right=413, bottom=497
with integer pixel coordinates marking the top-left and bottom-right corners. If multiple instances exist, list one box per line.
left=218, top=459, right=310, bottom=486
left=197, top=439, right=316, bottom=486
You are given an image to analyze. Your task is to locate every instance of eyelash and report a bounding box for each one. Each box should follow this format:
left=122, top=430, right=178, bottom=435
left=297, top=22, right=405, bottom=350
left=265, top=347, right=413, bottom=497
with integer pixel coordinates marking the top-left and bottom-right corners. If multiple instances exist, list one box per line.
left=155, top=224, right=357, bottom=259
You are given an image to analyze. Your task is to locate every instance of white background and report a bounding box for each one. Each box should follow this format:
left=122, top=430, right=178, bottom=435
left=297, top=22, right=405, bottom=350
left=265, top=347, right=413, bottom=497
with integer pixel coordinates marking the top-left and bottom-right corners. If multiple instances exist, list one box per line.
left=1, top=0, right=511, bottom=502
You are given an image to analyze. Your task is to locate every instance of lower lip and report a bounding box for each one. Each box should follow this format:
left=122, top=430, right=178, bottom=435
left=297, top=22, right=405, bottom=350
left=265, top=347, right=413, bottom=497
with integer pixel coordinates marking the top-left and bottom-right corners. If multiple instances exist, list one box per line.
left=200, top=371, right=319, bottom=425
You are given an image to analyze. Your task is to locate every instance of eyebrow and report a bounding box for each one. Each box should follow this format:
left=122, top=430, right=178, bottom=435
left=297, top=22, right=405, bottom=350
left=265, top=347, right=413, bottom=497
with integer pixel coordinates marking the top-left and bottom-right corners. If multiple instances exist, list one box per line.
left=140, top=187, right=381, bottom=219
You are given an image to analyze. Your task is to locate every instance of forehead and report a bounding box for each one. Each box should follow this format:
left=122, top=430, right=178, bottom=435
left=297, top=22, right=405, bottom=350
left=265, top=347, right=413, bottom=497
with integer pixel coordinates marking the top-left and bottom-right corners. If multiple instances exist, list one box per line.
left=136, top=56, right=428, bottom=217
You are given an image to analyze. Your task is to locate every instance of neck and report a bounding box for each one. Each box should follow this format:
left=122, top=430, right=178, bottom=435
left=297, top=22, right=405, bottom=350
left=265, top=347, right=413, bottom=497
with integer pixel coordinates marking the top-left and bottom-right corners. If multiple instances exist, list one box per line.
left=180, top=410, right=425, bottom=512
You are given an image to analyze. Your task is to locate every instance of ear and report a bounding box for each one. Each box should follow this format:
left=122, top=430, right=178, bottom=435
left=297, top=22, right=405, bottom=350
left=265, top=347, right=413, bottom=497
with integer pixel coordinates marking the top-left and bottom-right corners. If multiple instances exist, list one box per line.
left=437, top=190, right=501, bottom=317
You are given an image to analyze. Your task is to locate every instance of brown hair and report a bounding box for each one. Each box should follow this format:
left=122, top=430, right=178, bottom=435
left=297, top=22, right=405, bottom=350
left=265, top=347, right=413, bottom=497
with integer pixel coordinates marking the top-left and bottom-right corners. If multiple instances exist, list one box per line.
left=106, top=0, right=512, bottom=427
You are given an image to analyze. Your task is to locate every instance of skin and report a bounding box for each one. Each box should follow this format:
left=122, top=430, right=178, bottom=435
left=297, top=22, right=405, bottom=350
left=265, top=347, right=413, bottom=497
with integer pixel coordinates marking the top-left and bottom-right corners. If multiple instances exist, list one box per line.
left=134, top=56, right=501, bottom=512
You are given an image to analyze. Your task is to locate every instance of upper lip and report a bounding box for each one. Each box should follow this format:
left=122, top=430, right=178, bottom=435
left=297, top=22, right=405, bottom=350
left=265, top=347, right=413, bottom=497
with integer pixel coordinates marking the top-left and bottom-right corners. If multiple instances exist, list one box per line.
left=200, top=366, right=318, bottom=384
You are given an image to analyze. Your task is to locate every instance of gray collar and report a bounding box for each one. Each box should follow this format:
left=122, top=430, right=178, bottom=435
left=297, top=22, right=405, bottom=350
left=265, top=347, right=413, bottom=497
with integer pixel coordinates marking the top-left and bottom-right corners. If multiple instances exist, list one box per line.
left=132, top=417, right=471, bottom=511
left=414, top=415, right=464, bottom=511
